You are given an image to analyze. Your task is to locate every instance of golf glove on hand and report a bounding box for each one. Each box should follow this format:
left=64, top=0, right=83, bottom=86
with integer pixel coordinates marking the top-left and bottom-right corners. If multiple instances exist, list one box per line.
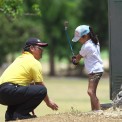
left=72, top=56, right=78, bottom=65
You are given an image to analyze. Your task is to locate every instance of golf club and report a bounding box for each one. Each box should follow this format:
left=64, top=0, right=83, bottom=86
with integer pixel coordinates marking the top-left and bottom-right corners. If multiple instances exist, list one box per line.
left=64, top=21, right=74, bottom=56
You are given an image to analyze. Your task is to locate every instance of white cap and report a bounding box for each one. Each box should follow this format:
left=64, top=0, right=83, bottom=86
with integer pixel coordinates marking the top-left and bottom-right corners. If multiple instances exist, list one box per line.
left=72, top=25, right=90, bottom=42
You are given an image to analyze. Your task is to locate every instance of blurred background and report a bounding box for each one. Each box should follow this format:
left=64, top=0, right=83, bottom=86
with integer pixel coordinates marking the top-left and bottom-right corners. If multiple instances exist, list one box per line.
left=0, top=0, right=110, bottom=121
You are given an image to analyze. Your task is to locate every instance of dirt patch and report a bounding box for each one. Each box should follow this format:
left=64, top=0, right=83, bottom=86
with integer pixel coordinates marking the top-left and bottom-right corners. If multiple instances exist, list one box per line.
left=11, top=107, right=122, bottom=122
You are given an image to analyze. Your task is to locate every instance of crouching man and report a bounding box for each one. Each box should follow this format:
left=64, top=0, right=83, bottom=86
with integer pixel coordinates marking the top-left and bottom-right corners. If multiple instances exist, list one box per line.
left=0, top=38, right=58, bottom=121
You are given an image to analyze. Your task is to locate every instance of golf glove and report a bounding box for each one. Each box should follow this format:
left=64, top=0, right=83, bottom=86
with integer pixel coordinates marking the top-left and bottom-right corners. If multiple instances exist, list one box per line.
left=72, top=56, right=78, bottom=65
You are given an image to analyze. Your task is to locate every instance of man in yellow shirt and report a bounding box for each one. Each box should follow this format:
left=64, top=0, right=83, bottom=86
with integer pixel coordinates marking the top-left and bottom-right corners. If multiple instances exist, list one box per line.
left=0, top=38, right=58, bottom=121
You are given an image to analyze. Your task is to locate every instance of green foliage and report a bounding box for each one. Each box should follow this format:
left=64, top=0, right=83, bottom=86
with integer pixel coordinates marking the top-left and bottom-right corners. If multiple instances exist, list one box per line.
left=32, top=4, right=41, bottom=16
left=1, top=0, right=23, bottom=19
left=0, top=14, right=43, bottom=66
left=0, top=0, right=41, bottom=20
left=0, top=0, right=108, bottom=75
left=40, top=0, right=78, bottom=58
left=24, top=0, right=41, bottom=16
left=0, top=0, right=4, bottom=7
left=76, top=0, right=108, bottom=49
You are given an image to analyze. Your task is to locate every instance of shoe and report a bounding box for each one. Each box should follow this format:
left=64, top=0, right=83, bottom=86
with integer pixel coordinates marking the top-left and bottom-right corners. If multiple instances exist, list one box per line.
left=93, top=110, right=103, bottom=112
left=31, top=114, right=37, bottom=118
left=13, top=112, right=36, bottom=120
left=5, top=111, right=14, bottom=121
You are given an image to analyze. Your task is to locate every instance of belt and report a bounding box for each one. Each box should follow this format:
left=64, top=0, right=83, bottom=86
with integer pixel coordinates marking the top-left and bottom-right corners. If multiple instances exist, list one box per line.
left=0, top=82, right=20, bottom=88
left=89, top=72, right=103, bottom=75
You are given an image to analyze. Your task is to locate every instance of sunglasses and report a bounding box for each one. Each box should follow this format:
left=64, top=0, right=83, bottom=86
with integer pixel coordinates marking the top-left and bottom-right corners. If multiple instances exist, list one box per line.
left=34, top=46, right=43, bottom=51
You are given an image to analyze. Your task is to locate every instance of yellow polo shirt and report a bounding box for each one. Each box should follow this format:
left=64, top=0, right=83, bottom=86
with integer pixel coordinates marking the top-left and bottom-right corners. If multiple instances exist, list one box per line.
left=0, top=52, right=43, bottom=86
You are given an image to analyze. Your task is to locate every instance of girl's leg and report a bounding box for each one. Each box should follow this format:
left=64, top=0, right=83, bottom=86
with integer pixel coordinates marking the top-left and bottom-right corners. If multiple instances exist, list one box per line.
left=87, top=73, right=103, bottom=110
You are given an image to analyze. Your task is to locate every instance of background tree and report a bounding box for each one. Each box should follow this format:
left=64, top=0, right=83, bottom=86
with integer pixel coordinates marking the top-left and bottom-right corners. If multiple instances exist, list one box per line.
left=76, top=0, right=108, bottom=49
left=0, top=0, right=41, bottom=20
left=0, top=0, right=108, bottom=76
left=40, top=0, right=79, bottom=75
left=0, top=0, right=43, bottom=66
left=0, top=14, right=43, bottom=66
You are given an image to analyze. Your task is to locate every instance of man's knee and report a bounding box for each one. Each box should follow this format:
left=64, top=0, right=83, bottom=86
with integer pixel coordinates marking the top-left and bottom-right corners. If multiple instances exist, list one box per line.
left=41, top=86, right=47, bottom=96
left=38, top=85, right=47, bottom=98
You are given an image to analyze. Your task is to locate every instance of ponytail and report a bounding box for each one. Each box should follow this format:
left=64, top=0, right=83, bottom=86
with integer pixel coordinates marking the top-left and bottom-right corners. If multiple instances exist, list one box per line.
left=89, top=27, right=99, bottom=45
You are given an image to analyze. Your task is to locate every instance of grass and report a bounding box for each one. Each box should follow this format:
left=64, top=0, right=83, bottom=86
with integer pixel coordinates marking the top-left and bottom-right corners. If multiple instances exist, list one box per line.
left=0, top=76, right=111, bottom=122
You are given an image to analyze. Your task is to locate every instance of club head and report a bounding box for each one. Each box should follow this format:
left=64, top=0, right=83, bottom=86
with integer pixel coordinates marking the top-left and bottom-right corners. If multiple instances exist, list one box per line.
left=64, top=21, right=69, bottom=30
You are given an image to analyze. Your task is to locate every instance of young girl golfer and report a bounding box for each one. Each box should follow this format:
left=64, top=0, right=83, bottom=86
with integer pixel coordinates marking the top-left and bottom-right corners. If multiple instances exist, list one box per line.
left=72, top=25, right=104, bottom=110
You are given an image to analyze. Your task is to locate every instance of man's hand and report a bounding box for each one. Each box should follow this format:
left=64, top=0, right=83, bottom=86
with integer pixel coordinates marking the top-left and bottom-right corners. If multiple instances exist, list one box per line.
left=72, top=56, right=78, bottom=65
left=46, top=99, right=58, bottom=110
left=42, top=84, right=58, bottom=111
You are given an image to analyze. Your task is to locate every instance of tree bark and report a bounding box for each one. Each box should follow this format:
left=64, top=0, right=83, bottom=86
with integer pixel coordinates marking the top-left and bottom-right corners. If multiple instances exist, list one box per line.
left=49, top=47, right=55, bottom=76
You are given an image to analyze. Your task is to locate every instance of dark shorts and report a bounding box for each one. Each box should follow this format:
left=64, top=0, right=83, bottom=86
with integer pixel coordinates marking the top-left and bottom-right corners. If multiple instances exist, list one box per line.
left=88, top=72, right=103, bottom=82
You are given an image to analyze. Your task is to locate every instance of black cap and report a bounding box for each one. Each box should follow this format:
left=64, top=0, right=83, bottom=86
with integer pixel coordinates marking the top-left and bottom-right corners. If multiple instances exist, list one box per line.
left=25, top=38, right=48, bottom=47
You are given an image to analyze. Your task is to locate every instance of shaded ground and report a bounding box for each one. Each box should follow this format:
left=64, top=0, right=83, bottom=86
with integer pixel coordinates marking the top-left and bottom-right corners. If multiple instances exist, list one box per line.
left=10, top=108, right=122, bottom=122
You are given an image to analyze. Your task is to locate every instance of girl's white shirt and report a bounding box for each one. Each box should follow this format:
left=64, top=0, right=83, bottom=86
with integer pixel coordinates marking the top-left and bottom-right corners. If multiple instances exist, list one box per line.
left=79, top=39, right=104, bottom=74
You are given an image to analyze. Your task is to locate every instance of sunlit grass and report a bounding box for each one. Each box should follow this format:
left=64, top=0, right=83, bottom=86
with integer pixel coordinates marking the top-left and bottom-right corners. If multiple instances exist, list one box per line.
left=36, top=76, right=111, bottom=116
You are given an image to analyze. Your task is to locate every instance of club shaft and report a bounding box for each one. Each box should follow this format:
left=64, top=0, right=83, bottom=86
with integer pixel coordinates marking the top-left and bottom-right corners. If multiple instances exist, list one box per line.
left=65, top=30, right=74, bottom=56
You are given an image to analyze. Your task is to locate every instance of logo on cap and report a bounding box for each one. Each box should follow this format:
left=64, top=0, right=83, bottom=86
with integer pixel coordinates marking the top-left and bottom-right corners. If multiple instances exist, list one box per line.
left=37, top=39, right=41, bottom=42
left=75, top=31, right=80, bottom=37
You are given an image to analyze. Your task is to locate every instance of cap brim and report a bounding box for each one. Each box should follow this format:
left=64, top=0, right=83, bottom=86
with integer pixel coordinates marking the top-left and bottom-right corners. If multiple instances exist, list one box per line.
left=72, top=37, right=80, bottom=42
left=37, top=43, right=48, bottom=47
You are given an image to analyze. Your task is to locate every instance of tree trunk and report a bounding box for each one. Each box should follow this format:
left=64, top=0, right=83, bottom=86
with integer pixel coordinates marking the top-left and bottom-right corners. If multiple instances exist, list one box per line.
left=49, top=47, right=55, bottom=76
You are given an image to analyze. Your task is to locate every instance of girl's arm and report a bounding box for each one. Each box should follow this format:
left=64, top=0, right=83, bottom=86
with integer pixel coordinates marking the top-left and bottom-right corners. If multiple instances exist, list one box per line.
left=72, top=54, right=83, bottom=65
left=75, top=54, right=83, bottom=63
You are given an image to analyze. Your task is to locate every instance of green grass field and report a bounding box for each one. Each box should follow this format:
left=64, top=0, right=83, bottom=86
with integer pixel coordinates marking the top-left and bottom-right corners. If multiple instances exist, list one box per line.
left=0, top=76, right=111, bottom=122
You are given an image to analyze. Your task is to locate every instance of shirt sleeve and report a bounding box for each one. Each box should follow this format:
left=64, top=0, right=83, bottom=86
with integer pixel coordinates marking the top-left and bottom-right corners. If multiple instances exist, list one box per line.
left=79, top=45, right=93, bottom=57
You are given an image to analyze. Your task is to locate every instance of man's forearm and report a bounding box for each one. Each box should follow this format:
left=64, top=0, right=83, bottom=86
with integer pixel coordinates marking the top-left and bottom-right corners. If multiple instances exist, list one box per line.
left=44, top=94, right=50, bottom=104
